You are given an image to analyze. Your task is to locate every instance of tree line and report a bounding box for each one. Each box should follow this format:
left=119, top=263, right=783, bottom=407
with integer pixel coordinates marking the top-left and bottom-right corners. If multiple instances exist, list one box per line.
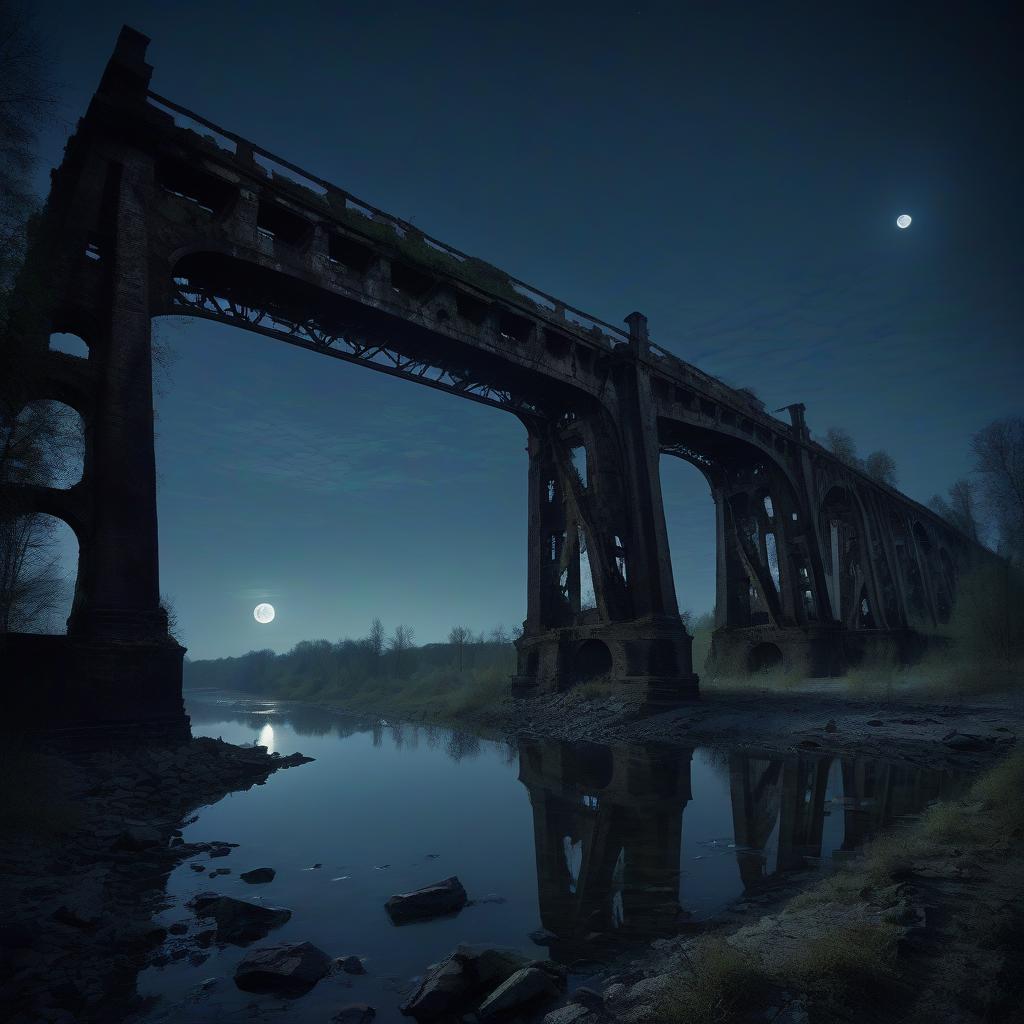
left=183, top=619, right=520, bottom=701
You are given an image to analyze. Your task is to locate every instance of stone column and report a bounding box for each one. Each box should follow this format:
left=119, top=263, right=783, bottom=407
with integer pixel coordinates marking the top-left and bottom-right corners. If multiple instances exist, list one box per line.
left=69, top=156, right=166, bottom=641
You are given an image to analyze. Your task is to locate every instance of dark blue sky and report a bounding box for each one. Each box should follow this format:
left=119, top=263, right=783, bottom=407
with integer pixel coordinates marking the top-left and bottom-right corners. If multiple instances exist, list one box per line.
left=35, top=1, right=1022, bottom=658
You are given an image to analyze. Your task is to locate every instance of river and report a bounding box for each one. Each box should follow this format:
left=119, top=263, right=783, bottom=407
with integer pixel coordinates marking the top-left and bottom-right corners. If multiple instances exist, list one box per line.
left=137, top=692, right=963, bottom=1022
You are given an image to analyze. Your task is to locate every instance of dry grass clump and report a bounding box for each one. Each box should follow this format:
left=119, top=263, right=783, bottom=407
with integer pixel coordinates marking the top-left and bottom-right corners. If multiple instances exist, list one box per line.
left=659, top=936, right=773, bottom=1024
left=785, top=868, right=863, bottom=912
left=702, top=652, right=809, bottom=693
left=576, top=675, right=621, bottom=701
left=781, top=922, right=903, bottom=1020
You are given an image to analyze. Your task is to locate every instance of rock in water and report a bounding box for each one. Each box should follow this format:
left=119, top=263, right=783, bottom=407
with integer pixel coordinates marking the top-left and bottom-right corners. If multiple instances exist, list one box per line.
left=385, top=876, right=467, bottom=923
left=234, top=940, right=332, bottom=993
left=240, top=867, right=276, bottom=884
left=333, top=1005, right=376, bottom=1024
left=338, top=955, right=367, bottom=975
left=191, top=893, right=291, bottom=944
left=477, top=967, right=560, bottom=1019
left=400, top=956, right=469, bottom=1018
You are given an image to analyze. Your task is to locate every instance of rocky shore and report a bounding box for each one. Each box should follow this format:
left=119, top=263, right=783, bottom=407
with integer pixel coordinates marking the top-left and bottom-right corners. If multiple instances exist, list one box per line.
left=472, top=685, right=1023, bottom=774
left=0, top=735, right=313, bottom=1023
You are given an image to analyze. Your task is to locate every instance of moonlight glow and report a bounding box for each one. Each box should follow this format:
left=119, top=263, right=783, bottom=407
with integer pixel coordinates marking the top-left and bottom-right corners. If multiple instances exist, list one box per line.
left=896, top=214, right=912, bottom=229
left=253, top=603, right=275, bottom=624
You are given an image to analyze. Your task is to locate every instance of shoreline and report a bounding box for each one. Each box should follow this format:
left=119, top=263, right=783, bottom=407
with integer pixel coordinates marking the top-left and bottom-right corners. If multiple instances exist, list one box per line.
left=186, top=681, right=1023, bottom=774
left=0, top=735, right=314, bottom=1024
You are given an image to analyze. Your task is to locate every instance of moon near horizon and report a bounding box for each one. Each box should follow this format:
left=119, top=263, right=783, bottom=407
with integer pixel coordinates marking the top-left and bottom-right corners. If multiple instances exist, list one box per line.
left=253, top=603, right=275, bottom=624
left=896, top=214, right=912, bottom=229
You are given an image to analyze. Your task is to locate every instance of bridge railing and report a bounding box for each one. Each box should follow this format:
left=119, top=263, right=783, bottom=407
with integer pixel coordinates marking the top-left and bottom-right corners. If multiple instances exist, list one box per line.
left=142, top=92, right=799, bottom=444
left=145, top=90, right=632, bottom=352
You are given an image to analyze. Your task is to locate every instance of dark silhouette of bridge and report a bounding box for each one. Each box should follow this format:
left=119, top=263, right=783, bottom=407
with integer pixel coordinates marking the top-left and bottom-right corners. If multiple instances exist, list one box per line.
left=1, top=29, right=993, bottom=736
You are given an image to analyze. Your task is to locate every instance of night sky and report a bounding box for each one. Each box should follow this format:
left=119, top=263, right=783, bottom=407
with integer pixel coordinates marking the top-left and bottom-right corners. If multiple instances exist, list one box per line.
left=33, top=2, right=1022, bottom=659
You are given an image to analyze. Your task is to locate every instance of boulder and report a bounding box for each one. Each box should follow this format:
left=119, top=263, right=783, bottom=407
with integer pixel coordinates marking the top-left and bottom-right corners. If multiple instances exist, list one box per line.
left=477, top=967, right=560, bottom=1019
left=191, top=893, right=291, bottom=944
left=333, top=1005, right=376, bottom=1024
left=400, top=956, right=469, bottom=1019
left=455, top=945, right=531, bottom=989
left=234, top=940, right=332, bottom=993
left=241, top=867, right=276, bottom=884
left=385, top=876, right=467, bottom=923
left=572, top=986, right=604, bottom=1011
left=338, top=955, right=367, bottom=975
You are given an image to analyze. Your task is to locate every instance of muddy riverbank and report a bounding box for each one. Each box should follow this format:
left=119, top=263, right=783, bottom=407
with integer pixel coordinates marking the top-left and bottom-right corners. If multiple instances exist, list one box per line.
left=0, top=736, right=313, bottom=1023
left=453, top=684, right=1023, bottom=774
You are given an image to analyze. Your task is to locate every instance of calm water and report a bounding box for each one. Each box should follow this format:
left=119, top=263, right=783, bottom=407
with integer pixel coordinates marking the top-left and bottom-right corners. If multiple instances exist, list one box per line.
left=137, top=693, right=962, bottom=1022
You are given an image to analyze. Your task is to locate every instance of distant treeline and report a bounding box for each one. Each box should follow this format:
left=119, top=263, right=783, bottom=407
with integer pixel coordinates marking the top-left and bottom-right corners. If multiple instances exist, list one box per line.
left=183, top=620, right=518, bottom=715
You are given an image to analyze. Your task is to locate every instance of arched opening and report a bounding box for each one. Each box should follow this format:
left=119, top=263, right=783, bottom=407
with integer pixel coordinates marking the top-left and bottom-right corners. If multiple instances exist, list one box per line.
left=0, top=513, right=79, bottom=634
left=150, top=311, right=528, bottom=669
left=572, top=639, right=612, bottom=683
left=11, top=400, right=85, bottom=489
left=748, top=642, right=783, bottom=672
left=659, top=453, right=716, bottom=670
left=49, top=332, right=89, bottom=358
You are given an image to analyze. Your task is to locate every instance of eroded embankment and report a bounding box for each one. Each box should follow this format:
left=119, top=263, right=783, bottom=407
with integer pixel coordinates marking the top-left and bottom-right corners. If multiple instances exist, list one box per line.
left=0, top=736, right=312, bottom=1024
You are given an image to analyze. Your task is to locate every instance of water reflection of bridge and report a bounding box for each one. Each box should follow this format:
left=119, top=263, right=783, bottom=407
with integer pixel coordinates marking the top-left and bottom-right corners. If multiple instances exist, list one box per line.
left=519, top=738, right=961, bottom=962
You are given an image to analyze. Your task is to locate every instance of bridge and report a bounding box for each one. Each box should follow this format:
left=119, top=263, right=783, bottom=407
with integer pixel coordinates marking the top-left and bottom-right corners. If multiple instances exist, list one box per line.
left=1, top=29, right=991, bottom=736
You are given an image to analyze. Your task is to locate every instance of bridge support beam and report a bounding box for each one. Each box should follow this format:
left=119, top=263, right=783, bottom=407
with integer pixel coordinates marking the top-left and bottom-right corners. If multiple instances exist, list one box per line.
left=514, top=315, right=698, bottom=705
left=0, top=31, right=189, bottom=741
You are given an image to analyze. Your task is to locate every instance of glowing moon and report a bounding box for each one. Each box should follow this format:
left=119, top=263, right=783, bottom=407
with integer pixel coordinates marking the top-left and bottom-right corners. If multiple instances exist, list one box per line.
left=253, top=603, right=275, bottom=624
left=896, top=214, right=912, bottom=229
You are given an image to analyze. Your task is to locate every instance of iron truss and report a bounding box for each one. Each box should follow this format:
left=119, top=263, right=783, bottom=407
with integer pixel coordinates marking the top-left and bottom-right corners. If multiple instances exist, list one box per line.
left=171, top=276, right=547, bottom=419
left=660, top=441, right=715, bottom=469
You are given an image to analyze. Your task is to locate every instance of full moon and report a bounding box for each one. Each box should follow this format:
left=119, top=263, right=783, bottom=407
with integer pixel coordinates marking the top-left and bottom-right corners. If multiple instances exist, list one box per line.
left=253, top=603, right=275, bottom=624
left=896, top=213, right=912, bottom=229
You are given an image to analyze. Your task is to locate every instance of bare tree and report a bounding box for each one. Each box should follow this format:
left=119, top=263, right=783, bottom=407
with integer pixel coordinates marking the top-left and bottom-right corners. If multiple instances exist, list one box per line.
left=0, top=513, right=66, bottom=631
left=929, top=479, right=981, bottom=543
left=824, top=428, right=858, bottom=467
left=489, top=624, right=510, bottom=645
left=367, top=617, right=385, bottom=664
left=0, top=1, right=54, bottom=289
left=864, top=450, right=897, bottom=487
left=511, top=623, right=524, bottom=640
left=0, top=401, right=82, bottom=631
left=447, top=625, right=471, bottom=671
left=972, top=417, right=1024, bottom=565
left=161, top=593, right=184, bottom=645
left=0, top=4, right=65, bottom=633
left=388, top=624, right=415, bottom=677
